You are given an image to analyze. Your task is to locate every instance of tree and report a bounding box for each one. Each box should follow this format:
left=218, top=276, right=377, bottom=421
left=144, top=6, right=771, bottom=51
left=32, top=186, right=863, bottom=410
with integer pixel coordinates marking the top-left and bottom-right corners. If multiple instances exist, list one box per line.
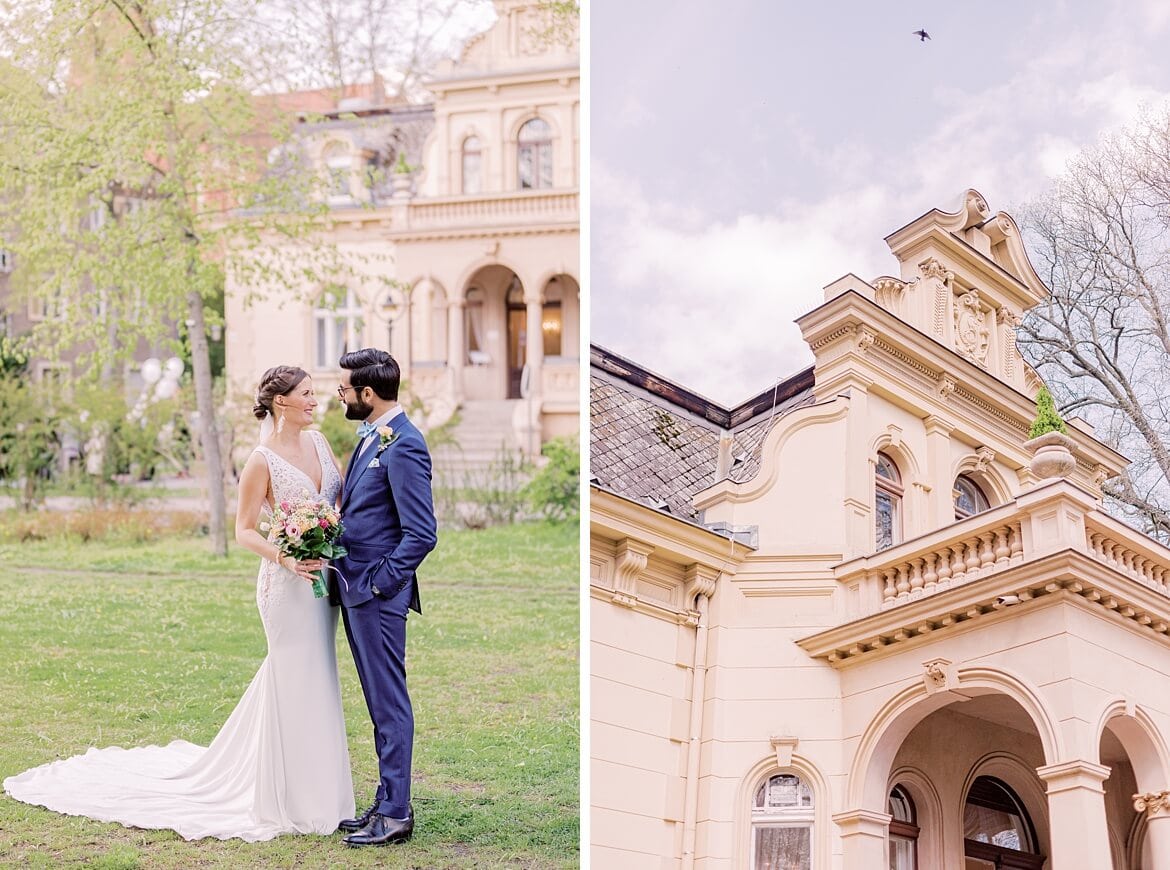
left=257, top=0, right=495, bottom=101
left=0, top=0, right=338, bottom=555
left=1018, top=105, right=1170, bottom=540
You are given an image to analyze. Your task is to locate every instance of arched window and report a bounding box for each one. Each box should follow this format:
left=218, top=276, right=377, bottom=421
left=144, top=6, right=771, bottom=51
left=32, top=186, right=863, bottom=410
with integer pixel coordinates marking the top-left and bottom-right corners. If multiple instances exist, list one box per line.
left=963, top=776, right=1044, bottom=869
left=954, top=475, right=990, bottom=520
left=322, top=142, right=351, bottom=200
left=875, top=452, right=903, bottom=552
left=314, top=286, right=363, bottom=370
left=518, top=118, right=553, bottom=190
left=751, top=773, right=814, bottom=870
left=889, top=785, right=919, bottom=870
left=461, top=136, right=482, bottom=194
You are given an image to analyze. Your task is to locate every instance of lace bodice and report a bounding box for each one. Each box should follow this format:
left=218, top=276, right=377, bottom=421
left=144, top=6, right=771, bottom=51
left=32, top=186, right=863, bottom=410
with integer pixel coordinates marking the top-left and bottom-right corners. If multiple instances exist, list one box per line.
left=256, top=430, right=342, bottom=508
left=253, top=430, right=342, bottom=611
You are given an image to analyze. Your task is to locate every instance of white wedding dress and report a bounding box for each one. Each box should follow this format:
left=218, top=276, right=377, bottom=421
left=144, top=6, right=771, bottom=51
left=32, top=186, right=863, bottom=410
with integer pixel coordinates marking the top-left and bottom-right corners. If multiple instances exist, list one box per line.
left=3, top=430, right=355, bottom=841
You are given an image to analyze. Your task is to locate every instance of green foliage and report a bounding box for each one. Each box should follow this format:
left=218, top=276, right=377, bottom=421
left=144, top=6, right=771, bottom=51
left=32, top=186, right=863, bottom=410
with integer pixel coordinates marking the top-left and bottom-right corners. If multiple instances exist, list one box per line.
left=0, top=524, right=578, bottom=868
left=0, top=377, right=191, bottom=508
left=0, top=507, right=206, bottom=544
left=524, top=435, right=580, bottom=521
left=316, top=400, right=358, bottom=465
left=0, top=334, right=29, bottom=376
left=451, top=445, right=533, bottom=529
left=0, top=377, right=59, bottom=508
left=393, top=149, right=416, bottom=174
left=0, top=1, right=348, bottom=373
left=1029, top=386, right=1067, bottom=438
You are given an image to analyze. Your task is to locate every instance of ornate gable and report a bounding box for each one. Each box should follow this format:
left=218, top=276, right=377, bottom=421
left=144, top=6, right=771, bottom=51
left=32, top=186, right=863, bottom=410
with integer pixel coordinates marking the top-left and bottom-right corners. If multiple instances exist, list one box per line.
left=862, top=189, right=1048, bottom=390
left=433, top=0, right=578, bottom=79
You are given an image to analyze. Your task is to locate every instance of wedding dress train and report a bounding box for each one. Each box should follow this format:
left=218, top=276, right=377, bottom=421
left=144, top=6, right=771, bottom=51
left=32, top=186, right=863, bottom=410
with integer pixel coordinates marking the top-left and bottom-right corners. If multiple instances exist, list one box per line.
left=3, top=430, right=355, bottom=841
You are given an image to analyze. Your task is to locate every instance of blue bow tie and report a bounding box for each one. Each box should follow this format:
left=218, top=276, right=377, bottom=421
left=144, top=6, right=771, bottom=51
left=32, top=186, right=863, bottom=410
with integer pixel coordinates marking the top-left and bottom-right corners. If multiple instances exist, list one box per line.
left=356, top=421, right=379, bottom=439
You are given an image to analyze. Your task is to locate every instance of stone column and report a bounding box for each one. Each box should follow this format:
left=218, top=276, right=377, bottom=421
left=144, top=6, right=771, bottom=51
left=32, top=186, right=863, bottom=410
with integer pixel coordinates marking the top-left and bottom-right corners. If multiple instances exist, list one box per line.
left=415, top=280, right=433, bottom=361
left=924, top=415, right=954, bottom=527
left=1037, top=760, right=1113, bottom=869
left=524, top=291, right=544, bottom=399
left=1133, top=790, right=1170, bottom=867
left=833, top=808, right=890, bottom=868
left=490, top=109, right=505, bottom=191
left=447, top=298, right=464, bottom=401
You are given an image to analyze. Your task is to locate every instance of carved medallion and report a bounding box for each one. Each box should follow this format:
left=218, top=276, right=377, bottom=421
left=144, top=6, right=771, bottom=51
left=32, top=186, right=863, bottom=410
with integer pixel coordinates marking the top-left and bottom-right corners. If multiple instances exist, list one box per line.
left=954, top=289, right=990, bottom=366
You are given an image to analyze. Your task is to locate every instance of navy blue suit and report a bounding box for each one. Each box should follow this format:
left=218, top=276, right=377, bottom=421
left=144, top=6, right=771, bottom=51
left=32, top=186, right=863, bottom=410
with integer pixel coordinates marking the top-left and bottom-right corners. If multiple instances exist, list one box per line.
left=333, top=413, right=437, bottom=820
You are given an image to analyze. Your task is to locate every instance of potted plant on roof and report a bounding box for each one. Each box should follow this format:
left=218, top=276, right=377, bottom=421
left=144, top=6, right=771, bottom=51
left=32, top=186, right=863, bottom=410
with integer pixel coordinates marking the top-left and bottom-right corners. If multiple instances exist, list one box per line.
left=391, top=149, right=415, bottom=199
left=1024, top=386, right=1077, bottom=479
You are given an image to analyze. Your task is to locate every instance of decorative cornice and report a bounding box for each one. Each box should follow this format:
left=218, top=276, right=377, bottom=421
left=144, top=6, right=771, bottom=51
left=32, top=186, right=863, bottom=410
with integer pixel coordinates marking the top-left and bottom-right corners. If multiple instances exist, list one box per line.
left=919, top=256, right=954, bottom=284
left=612, top=538, right=654, bottom=607
left=936, top=372, right=957, bottom=402
left=684, top=563, right=719, bottom=601
left=1037, top=759, right=1111, bottom=792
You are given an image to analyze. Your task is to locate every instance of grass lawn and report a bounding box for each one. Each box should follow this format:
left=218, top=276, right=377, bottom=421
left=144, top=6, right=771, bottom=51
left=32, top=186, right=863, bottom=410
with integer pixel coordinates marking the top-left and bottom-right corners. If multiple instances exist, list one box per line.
left=0, top=521, right=580, bottom=869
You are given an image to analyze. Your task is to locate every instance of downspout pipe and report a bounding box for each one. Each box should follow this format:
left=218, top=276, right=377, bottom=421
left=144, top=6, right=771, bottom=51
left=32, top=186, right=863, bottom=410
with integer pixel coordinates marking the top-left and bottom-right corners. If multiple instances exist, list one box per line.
left=681, top=567, right=717, bottom=870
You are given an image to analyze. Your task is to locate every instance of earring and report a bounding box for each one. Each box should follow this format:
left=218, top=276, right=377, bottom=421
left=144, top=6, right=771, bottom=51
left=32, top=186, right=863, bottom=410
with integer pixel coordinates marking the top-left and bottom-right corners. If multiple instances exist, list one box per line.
left=276, top=409, right=285, bottom=435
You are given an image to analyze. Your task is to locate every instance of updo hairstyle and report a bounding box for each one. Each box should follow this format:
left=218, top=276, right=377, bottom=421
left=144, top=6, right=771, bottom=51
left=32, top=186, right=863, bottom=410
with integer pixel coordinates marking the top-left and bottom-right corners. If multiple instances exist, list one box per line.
left=252, top=365, right=309, bottom=420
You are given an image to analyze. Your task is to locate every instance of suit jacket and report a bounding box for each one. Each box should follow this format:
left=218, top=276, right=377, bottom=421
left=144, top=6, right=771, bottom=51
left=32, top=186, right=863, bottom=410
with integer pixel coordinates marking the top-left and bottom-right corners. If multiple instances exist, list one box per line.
left=332, top=414, right=437, bottom=612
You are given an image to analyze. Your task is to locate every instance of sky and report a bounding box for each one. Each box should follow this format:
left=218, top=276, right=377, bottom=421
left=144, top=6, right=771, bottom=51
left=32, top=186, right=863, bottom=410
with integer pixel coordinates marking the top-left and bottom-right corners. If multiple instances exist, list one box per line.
left=590, top=0, right=1170, bottom=406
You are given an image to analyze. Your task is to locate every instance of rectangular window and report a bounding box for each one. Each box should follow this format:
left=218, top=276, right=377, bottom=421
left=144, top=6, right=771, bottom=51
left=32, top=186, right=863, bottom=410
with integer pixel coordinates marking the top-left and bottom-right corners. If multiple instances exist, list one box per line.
left=753, top=825, right=811, bottom=870
left=329, top=166, right=349, bottom=199
left=876, top=490, right=896, bottom=551
left=890, top=836, right=916, bottom=870
left=315, top=318, right=328, bottom=370
left=542, top=303, right=562, bottom=357
left=463, top=152, right=482, bottom=194
left=519, top=147, right=535, bottom=189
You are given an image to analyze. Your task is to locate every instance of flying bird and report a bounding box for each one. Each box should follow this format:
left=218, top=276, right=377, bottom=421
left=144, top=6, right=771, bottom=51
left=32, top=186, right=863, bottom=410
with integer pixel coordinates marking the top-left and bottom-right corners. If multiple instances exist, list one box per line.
left=913, top=29, right=931, bottom=41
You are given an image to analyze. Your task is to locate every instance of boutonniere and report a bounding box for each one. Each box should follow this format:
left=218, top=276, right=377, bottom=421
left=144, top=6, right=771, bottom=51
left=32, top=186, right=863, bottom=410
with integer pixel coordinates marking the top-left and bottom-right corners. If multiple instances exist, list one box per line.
left=375, top=425, right=399, bottom=455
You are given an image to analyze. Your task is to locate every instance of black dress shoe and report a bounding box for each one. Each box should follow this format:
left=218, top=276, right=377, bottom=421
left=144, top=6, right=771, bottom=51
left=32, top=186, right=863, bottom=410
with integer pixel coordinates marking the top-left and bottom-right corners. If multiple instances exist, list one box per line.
left=337, top=797, right=380, bottom=833
left=342, top=812, right=414, bottom=847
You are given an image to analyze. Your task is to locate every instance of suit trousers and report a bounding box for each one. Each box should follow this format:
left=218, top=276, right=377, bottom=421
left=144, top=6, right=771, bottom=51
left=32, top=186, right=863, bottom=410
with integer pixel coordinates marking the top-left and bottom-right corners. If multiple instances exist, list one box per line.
left=341, top=581, right=414, bottom=819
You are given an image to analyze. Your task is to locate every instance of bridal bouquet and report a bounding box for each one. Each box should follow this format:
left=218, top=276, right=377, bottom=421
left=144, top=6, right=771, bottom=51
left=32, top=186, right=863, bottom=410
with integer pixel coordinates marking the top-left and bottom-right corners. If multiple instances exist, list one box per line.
left=264, top=493, right=347, bottom=598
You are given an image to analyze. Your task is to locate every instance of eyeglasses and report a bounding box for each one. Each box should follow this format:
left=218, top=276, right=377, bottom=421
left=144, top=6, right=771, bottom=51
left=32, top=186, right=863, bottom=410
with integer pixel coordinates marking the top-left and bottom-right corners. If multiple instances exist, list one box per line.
left=337, top=385, right=356, bottom=399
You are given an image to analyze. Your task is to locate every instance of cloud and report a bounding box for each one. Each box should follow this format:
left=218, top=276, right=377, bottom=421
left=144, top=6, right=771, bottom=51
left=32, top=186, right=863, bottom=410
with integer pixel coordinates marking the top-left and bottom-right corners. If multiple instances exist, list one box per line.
left=592, top=164, right=899, bottom=405
left=589, top=2, right=1170, bottom=409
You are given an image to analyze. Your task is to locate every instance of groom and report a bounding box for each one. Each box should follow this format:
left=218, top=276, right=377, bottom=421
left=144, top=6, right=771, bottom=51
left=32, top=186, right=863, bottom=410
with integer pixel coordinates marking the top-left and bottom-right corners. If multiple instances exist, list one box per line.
left=332, top=348, right=437, bottom=847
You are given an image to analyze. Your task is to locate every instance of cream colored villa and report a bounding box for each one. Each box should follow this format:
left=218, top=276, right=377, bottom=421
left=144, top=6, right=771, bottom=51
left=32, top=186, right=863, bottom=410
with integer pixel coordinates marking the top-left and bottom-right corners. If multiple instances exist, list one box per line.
left=590, top=191, right=1170, bottom=869
left=226, top=0, right=579, bottom=449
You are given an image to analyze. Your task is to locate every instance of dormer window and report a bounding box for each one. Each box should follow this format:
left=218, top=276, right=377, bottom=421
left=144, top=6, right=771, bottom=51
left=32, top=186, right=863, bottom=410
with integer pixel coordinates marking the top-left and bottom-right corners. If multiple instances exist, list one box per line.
left=954, top=475, right=990, bottom=520
left=875, top=452, right=903, bottom=552
left=322, top=142, right=351, bottom=201
left=518, top=118, right=552, bottom=190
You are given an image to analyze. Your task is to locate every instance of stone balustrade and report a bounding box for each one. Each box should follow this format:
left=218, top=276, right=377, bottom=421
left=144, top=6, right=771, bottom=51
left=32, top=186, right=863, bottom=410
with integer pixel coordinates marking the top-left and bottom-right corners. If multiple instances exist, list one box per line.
left=872, top=522, right=1024, bottom=610
left=1085, top=517, right=1170, bottom=595
left=835, top=481, right=1148, bottom=619
left=406, top=190, right=578, bottom=228
left=541, top=358, right=579, bottom=402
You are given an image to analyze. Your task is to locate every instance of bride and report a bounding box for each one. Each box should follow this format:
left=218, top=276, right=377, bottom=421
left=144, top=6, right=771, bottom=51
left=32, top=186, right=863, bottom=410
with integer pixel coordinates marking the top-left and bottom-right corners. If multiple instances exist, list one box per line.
left=3, top=365, right=355, bottom=841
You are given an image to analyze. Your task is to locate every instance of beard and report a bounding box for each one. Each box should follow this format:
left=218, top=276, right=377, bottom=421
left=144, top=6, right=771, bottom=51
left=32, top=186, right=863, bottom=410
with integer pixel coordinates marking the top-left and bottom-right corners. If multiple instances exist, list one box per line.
left=344, top=394, right=375, bottom=420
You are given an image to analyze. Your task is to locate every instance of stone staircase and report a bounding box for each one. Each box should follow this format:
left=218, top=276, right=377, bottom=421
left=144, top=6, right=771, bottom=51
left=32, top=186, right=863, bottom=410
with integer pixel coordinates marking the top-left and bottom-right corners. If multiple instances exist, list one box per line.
left=428, top=399, right=529, bottom=478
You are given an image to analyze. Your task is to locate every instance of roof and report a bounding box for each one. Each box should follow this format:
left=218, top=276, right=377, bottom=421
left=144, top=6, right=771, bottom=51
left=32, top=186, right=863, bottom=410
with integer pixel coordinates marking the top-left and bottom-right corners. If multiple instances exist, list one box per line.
left=590, top=345, right=814, bottom=522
